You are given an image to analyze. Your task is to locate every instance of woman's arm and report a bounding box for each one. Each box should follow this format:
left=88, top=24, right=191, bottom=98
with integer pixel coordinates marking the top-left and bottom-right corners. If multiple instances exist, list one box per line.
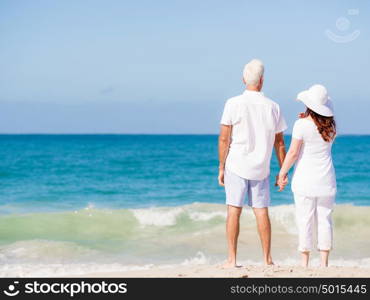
left=277, top=138, right=303, bottom=191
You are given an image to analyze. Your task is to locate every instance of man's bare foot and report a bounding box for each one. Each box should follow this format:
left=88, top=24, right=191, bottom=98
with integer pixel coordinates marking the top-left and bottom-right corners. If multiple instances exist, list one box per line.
left=221, top=260, right=241, bottom=269
left=264, top=259, right=274, bottom=266
left=264, top=256, right=274, bottom=266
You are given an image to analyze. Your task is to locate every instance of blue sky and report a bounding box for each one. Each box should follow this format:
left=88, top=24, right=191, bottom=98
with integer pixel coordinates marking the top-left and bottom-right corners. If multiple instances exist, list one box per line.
left=0, top=0, right=369, bottom=133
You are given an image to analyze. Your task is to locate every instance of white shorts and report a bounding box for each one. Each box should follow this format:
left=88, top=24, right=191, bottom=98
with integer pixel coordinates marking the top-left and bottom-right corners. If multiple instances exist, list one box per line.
left=224, top=168, right=270, bottom=208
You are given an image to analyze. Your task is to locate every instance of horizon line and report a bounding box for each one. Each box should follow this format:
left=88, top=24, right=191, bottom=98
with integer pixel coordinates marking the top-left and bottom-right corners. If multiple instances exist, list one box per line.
left=0, top=133, right=369, bottom=136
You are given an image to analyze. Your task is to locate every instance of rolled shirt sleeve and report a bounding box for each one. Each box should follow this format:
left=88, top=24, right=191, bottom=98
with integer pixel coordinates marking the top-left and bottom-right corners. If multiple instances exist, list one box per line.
left=275, top=106, right=288, bottom=133
left=220, top=100, right=233, bottom=125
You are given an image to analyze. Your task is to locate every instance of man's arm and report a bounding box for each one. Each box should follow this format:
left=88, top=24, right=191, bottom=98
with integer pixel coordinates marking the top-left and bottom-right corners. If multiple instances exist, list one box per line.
left=274, top=132, right=286, bottom=167
left=218, top=125, right=232, bottom=186
left=274, top=132, right=286, bottom=187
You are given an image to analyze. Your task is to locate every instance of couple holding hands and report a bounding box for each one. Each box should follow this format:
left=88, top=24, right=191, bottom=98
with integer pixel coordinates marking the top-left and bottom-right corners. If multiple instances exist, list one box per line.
left=218, top=59, right=336, bottom=268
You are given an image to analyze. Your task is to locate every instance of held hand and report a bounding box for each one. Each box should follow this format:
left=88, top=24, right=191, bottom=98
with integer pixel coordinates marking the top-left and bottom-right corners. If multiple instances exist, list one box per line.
left=275, top=174, right=287, bottom=187
left=277, top=173, right=288, bottom=191
left=218, top=169, right=225, bottom=186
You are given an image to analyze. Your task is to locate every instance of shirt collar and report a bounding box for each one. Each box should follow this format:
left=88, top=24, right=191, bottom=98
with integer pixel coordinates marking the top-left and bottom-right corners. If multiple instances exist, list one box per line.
left=243, top=89, right=264, bottom=96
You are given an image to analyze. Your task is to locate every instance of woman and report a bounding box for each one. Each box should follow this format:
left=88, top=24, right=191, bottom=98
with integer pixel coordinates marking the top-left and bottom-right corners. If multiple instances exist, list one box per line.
left=278, top=84, right=336, bottom=267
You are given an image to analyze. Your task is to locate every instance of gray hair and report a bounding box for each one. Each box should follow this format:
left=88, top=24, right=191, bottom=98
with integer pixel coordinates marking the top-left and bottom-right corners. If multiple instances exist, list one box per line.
left=243, top=59, right=264, bottom=86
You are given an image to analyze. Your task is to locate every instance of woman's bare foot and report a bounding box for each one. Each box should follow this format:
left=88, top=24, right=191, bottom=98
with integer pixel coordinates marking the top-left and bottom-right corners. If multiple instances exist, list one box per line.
left=301, top=251, right=310, bottom=268
left=319, top=250, right=329, bottom=268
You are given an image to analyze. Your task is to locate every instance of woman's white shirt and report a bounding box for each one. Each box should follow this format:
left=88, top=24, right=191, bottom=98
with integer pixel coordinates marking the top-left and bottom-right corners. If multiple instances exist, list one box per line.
left=291, top=118, right=336, bottom=197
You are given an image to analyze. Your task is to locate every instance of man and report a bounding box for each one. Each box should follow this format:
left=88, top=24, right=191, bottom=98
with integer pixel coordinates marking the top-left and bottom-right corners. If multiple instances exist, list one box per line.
left=218, top=59, right=287, bottom=267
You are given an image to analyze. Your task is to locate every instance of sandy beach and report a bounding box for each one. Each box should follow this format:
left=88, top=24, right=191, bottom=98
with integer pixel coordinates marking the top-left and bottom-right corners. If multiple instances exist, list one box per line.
left=82, top=264, right=370, bottom=278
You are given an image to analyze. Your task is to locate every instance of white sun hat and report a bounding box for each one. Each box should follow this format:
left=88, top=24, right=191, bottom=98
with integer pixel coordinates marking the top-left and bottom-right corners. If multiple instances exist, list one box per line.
left=297, top=84, right=334, bottom=117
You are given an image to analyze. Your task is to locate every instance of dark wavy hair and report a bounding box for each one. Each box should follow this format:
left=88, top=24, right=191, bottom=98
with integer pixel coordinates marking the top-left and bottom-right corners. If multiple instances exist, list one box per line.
left=304, top=108, right=336, bottom=142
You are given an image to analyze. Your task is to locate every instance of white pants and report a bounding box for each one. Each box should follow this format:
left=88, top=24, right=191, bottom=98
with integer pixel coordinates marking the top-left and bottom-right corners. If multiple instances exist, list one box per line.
left=294, top=194, right=335, bottom=252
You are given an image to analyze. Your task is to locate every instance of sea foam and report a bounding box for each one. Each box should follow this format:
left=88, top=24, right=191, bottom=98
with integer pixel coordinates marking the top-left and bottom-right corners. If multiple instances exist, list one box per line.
left=0, top=203, right=369, bottom=277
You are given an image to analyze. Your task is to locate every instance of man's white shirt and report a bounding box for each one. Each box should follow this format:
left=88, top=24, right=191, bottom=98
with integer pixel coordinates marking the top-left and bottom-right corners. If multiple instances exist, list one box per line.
left=220, top=90, right=287, bottom=180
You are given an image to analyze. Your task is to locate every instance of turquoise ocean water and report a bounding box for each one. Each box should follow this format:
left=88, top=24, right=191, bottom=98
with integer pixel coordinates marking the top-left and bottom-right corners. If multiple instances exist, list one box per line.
left=0, top=134, right=369, bottom=276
